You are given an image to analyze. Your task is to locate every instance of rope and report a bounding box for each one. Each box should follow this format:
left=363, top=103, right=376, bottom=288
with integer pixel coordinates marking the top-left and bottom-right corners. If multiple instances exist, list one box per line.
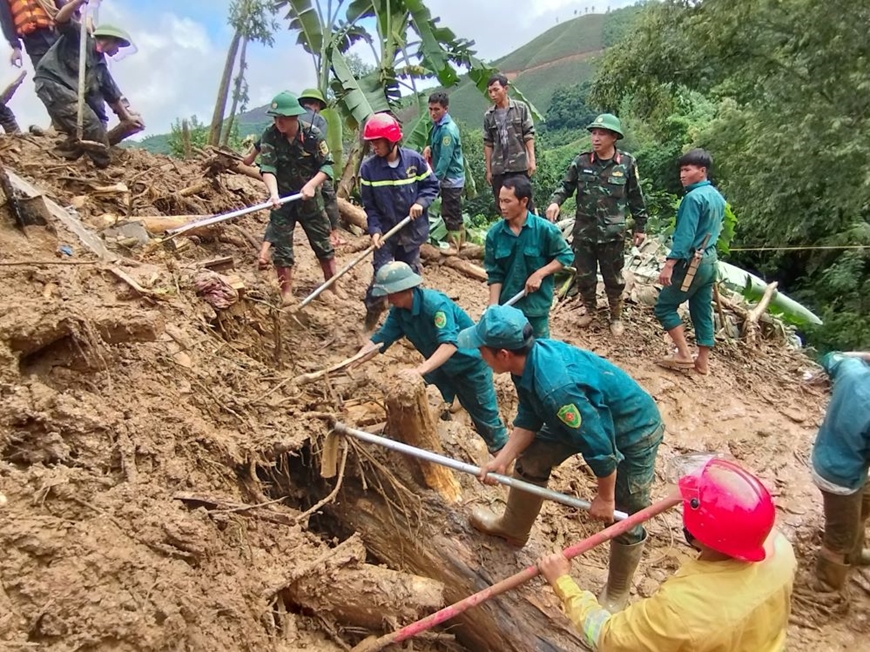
left=728, top=245, right=867, bottom=252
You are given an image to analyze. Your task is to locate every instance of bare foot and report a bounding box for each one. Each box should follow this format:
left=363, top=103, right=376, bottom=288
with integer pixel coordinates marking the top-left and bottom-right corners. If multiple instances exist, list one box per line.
left=694, top=360, right=709, bottom=375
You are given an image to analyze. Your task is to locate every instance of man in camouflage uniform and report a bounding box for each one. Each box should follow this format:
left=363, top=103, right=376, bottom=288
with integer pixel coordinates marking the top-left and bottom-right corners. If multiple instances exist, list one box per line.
left=546, top=113, right=648, bottom=337
left=484, top=74, right=536, bottom=213
left=298, top=88, right=344, bottom=247
left=257, top=91, right=339, bottom=306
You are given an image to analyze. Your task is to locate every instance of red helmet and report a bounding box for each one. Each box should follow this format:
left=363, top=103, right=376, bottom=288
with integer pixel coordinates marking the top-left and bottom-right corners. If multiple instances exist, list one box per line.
left=679, top=458, right=775, bottom=562
left=363, top=113, right=402, bottom=143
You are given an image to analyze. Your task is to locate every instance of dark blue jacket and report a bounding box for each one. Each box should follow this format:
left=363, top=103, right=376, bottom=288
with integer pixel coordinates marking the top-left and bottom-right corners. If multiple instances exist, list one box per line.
left=359, top=147, right=440, bottom=247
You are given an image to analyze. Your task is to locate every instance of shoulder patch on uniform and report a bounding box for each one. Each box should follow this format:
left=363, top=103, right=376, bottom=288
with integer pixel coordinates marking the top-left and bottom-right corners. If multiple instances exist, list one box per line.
left=442, top=135, right=451, bottom=146
left=557, top=404, right=582, bottom=428
left=434, top=311, right=447, bottom=329
left=318, top=140, right=329, bottom=157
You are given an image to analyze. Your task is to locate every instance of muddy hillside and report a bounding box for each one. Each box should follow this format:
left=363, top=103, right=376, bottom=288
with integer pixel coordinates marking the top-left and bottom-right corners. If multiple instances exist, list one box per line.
left=0, top=134, right=867, bottom=651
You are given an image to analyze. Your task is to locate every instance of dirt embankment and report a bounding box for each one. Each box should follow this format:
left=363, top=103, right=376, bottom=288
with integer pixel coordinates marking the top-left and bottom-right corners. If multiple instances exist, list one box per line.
left=0, top=133, right=867, bottom=651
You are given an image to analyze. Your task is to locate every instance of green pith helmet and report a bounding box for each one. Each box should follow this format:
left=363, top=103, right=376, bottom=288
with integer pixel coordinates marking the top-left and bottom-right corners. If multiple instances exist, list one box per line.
left=371, top=261, right=423, bottom=297
left=92, top=24, right=133, bottom=48
left=586, top=113, right=624, bottom=139
left=267, top=91, right=306, bottom=117
left=299, top=88, right=327, bottom=108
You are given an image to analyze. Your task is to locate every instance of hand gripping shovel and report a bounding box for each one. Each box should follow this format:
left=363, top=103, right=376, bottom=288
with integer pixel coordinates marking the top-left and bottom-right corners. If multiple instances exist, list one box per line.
left=162, top=193, right=304, bottom=241
left=296, top=215, right=413, bottom=309
left=352, top=492, right=681, bottom=652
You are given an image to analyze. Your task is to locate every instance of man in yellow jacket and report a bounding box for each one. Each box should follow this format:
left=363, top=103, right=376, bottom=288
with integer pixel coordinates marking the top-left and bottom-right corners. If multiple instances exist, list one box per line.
left=537, top=458, right=796, bottom=651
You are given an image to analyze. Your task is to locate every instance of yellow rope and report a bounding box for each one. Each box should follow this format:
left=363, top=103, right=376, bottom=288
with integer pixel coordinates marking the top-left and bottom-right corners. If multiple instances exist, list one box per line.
left=729, top=245, right=867, bottom=252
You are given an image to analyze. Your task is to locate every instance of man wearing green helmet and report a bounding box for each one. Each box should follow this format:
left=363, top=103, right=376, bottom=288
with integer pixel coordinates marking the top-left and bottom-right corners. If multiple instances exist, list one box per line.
left=298, top=87, right=344, bottom=247
left=546, top=113, right=648, bottom=337
left=257, top=90, right=340, bottom=306
left=355, top=261, right=509, bottom=453
left=32, top=0, right=142, bottom=167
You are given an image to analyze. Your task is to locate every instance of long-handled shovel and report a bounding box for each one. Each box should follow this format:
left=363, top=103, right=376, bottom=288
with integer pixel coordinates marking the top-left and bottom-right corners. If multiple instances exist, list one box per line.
left=163, top=193, right=303, bottom=241
left=351, top=492, right=682, bottom=652
left=297, top=215, right=413, bottom=309
left=326, top=423, right=628, bottom=520
left=503, top=289, right=526, bottom=306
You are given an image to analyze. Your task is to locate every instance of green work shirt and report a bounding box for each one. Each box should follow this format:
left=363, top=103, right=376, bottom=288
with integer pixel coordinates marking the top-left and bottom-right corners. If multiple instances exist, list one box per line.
left=483, top=98, right=535, bottom=175
left=429, top=112, right=465, bottom=188
left=259, top=123, right=334, bottom=197
left=513, top=340, right=663, bottom=477
left=371, top=287, right=482, bottom=376
left=668, top=180, right=725, bottom=261
left=549, top=150, right=648, bottom=243
left=484, top=211, right=574, bottom=317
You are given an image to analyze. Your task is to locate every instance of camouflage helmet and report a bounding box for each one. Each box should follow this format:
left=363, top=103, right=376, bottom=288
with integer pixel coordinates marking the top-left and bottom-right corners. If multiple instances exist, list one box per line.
left=371, top=261, right=423, bottom=297
left=586, top=113, right=624, bottom=140
left=267, top=91, right=307, bottom=117
left=299, top=88, right=327, bottom=108
left=92, top=24, right=132, bottom=48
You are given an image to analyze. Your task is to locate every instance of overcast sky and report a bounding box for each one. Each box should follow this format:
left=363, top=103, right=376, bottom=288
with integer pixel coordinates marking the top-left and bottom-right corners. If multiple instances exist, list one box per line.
left=1, top=0, right=635, bottom=138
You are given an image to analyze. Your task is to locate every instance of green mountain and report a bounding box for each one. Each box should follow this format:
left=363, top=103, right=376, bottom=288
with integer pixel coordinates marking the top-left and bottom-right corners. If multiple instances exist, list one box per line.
left=133, top=8, right=638, bottom=154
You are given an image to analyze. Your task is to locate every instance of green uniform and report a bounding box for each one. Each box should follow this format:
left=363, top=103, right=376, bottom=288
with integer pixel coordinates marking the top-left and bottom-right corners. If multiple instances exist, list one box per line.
left=371, top=287, right=508, bottom=452
left=549, top=150, right=648, bottom=304
left=259, top=123, right=335, bottom=267
left=483, top=211, right=574, bottom=338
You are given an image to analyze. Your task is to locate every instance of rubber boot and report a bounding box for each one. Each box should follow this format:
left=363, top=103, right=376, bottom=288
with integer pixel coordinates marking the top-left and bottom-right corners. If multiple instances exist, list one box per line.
left=364, top=302, right=385, bottom=333
left=815, top=552, right=850, bottom=591
left=444, top=230, right=461, bottom=256
left=468, top=474, right=545, bottom=548
left=598, top=534, right=646, bottom=613
left=458, top=226, right=466, bottom=251
left=578, top=291, right=597, bottom=327
left=276, top=267, right=296, bottom=306
left=318, top=258, right=344, bottom=303
left=0, top=109, right=21, bottom=134
left=608, top=297, right=625, bottom=337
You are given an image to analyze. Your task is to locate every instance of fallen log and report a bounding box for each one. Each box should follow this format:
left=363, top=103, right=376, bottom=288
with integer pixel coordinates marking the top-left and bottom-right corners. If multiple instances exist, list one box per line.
left=420, top=244, right=488, bottom=282
left=338, top=197, right=367, bottom=231
left=744, top=281, right=779, bottom=346
left=138, top=215, right=211, bottom=236
left=0, top=70, right=26, bottom=105
left=384, top=374, right=462, bottom=504
left=459, top=244, right=485, bottom=261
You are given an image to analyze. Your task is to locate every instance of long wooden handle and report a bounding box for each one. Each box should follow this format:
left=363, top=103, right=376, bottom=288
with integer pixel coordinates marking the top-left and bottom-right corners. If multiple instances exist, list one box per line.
left=75, top=13, right=88, bottom=141
left=353, top=493, right=682, bottom=652
left=293, top=347, right=380, bottom=386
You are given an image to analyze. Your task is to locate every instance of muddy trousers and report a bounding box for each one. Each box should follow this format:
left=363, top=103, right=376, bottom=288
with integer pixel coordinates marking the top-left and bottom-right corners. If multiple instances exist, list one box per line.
left=265, top=200, right=334, bottom=268
left=0, top=103, right=19, bottom=134
left=573, top=239, right=625, bottom=306
left=654, top=255, right=717, bottom=348
left=515, top=423, right=664, bottom=545
left=821, top=482, right=870, bottom=564
left=34, top=78, right=110, bottom=167
left=525, top=314, right=550, bottom=339
left=321, top=179, right=340, bottom=231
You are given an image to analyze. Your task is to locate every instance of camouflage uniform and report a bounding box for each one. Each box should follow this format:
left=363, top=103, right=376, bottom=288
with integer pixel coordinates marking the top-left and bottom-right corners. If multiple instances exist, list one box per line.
left=483, top=98, right=536, bottom=211
left=300, top=107, right=340, bottom=231
left=549, top=150, right=647, bottom=309
left=259, top=122, right=335, bottom=268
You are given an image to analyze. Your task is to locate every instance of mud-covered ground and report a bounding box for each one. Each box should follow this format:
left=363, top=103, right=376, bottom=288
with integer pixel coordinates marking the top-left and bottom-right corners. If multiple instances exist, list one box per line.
left=0, top=134, right=867, bottom=651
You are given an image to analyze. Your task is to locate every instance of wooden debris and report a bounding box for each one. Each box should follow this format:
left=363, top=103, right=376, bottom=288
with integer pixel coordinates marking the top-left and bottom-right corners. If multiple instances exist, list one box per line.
left=0, top=70, right=26, bottom=105
left=421, top=244, right=488, bottom=282
left=745, top=281, right=779, bottom=346
left=338, top=197, right=368, bottom=231
left=198, top=255, right=235, bottom=271
left=174, top=493, right=300, bottom=527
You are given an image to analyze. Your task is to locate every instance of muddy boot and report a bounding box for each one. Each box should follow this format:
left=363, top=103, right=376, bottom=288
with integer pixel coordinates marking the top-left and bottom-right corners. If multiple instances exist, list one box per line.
left=276, top=267, right=296, bottom=306
left=598, top=534, right=646, bottom=613
left=319, top=258, right=346, bottom=300
left=364, top=304, right=384, bottom=333
left=444, top=230, right=462, bottom=256
left=815, top=552, right=850, bottom=591
left=0, top=108, right=21, bottom=134
left=578, top=291, right=597, bottom=327
left=469, top=474, right=545, bottom=548
left=608, top=297, right=625, bottom=337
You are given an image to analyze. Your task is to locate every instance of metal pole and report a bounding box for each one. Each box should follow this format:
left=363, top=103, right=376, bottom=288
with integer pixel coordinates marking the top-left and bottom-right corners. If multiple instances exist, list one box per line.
left=504, top=289, right=526, bottom=306
left=164, top=193, right=303, bottom=238
left=75, top=9, right=88, bottom=141
left=333, top=423, right=627, bottom=520
left=299, top=215, right=413, bottom=308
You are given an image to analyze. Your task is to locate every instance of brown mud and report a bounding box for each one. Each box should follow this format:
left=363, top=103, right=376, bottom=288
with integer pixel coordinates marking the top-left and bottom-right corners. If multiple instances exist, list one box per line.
left=0, top=133, right=867, bottom=651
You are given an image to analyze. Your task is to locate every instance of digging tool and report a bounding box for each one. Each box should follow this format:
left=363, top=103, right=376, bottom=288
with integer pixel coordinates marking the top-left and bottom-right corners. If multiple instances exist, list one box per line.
left=503, top=289, right=526, bottom=306
left=75, top=7, right=88, bottom=143
left=351, top=492, right=682, bottom=652
left=297, top=215, right=413, bottom=309
left=327, top=423, right=628, bottom=519
left=293, top=347, right=381, bottom=387
left=679, top=233, right=712, bottom=292
left=163, top=194, right=303, bottom=240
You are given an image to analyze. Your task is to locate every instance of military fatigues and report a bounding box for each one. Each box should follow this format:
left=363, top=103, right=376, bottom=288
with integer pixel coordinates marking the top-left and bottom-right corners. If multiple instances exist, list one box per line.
left=654, top=180, right=724, bottom=347
left=513, top=339, right=664, bottom=544
left=300, top=108, right=340, bottom=232
left=484, top=211, right=573, bottom=338
left=483, top=98, right=536, bottom=211
left=259, top=123, right=335, bottom=268
left=549, top=151, right=648, bottom=309
left=371, top=287, right=508, bottom=452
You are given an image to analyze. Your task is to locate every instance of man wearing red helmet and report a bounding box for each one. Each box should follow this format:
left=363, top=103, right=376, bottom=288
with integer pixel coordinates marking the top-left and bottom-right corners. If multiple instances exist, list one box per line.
left=359, top=112, right=440, bottom=331
left=537, top=458, right=796, bottom=651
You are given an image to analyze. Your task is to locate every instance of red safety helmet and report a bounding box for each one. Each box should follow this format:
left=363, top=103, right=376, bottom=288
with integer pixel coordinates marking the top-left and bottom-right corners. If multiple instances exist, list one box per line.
left=363, top=113, right=402, bottom=143
left=679, top=458, right=776, bottom=562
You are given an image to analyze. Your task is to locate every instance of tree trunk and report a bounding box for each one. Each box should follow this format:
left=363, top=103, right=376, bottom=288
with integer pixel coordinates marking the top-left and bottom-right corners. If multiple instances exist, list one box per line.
left=337, top=137, right=363, bottom=199
left=181, top=119, right=192, bottom=159
left=222, top=36, right=248, bottom=148
left=337, top=197, right=367, bottom=231
left=208, top=30, right=242, bottom=148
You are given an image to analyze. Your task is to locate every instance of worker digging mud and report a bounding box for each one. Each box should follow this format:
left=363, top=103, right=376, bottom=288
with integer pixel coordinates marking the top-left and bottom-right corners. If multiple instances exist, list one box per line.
left=810, top=351, right=870, bottom=591
left=356, top=261, right=508, bottom=453
left=546, top=113, right=648, bottom=336
left=458, top=304, right=664, bottom=613
left=484, top=175, right=573, bottom=339
left=655, top=149, right=725, bottom=375
left=32, top=0, right=142, bottom=167
left=257, top=90, right=341, bottom=307
left=538, top=458, right=797, bottom=650
left=359, top=113, right=439, bottom=332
